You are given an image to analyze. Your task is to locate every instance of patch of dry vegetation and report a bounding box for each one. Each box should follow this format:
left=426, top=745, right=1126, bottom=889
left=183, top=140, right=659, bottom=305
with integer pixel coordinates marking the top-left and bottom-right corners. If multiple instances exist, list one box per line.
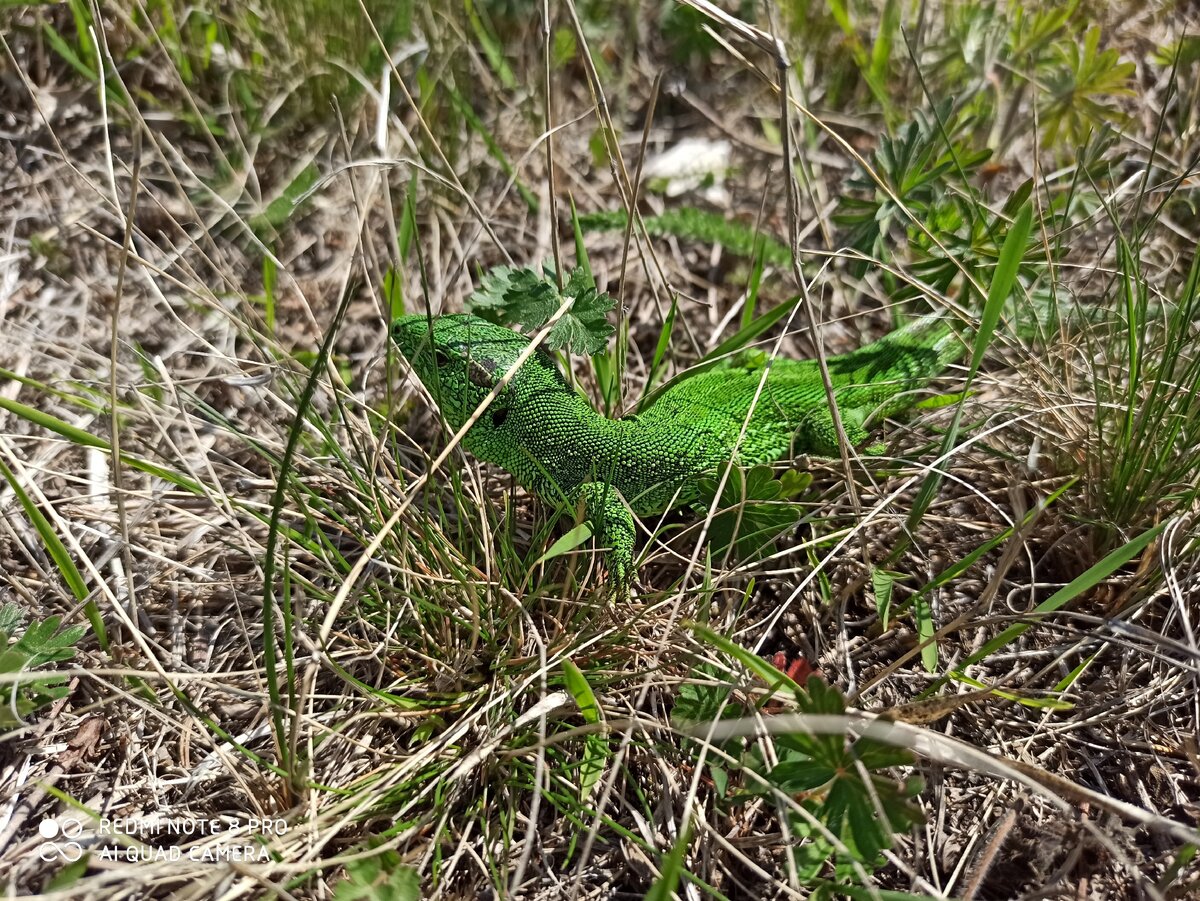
left=1, top=0, right=1199, bottom=898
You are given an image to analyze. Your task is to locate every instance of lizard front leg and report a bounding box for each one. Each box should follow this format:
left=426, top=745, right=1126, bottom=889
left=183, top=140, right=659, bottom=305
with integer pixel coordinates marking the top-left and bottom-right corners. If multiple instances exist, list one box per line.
left=574, top=481, right=637, bottom=591
left=796, top=405, right=881, bottom=457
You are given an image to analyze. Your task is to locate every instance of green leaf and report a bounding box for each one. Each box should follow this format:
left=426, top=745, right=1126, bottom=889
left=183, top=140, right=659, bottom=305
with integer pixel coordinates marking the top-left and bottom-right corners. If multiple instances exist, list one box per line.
left=868, top=0, right=899, bottom=87
left=912, top=590, right=937, bottom=673
left=545, top=268, right=616, bottom=356
left=852, top=740, right=914, bottom=771
left=646, top=294, right=679, bottom=398
left=710, top=764, right=729, bottom=798
left=871, top=567, right=903, bottom=630
left=0, top=394, right=202, bottom=494
left=0, top=455, right=101, bottom=645
left=951, top=674, right=1074, bottom=711
left=0, top=649, right=33, bottom=674
left=1052, top=654, right=1097, bottom=692
left=673, top=665, right=738, bottom=726
left=382, top=267, right=405, bottom=321
left=696, top=465, right=805, bottom=562
left=467, top=265, right=615, bottom=356
left=40, top=20, right=97, bottom=81
left=777, top=469, right=813, bottom=498
left=552, top=27, right=577, bottom=67
left=769, top=760, right=836, bottom=793
left=533, top=522, right=594, bottom=567
left=251, top=163, right=320, bottom=232
left=333, top=852, right=419, bottom=901
left=463, top=0, right=516, bottom=89
left=397, top=174, right=419, bottom=263
left=445, top=86, right=537, bottom=212
left=260, top=255, right=277, bottom=334
left=0, top=604, right=23, bottom=641
left=972, top=199, right=1033, bottom=372
left=45, top=854, right=90, bottom=891
left=562, top=659, right=600, bottom=725
left=578, top=733, right=608, bottom=804
left=562, top=659, right=607, bottom=803
left=800, top=673, right=845, bottom=717
left=844, top=780, right=888, bottom=860
left=16, top=617, right=87, bottom=668
left=0, top=607, right=86, bottom=729
left=579, top=207, right=792, bottom=266
left=899, top=198, right=1033, bottom=557
left=470, top=266, right=555, bottom=322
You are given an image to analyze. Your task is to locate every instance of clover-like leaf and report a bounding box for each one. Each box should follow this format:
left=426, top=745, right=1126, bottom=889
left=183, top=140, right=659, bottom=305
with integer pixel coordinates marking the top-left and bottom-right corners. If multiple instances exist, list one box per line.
left=696, top=464, right=806, bottom=562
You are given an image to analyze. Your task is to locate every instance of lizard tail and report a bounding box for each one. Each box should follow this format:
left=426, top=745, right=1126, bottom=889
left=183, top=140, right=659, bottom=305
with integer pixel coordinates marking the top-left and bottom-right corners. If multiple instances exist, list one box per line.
left=877, top=312, right=966, bottom=372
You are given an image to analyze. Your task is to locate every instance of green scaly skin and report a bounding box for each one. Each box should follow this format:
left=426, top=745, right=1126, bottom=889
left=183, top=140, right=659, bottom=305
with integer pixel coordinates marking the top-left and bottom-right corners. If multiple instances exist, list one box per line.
left=392, top=313, right=962, bottom=588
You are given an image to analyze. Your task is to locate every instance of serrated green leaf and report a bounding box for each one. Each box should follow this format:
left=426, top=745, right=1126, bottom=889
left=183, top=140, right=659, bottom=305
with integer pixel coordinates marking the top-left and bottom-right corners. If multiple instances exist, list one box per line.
left=334, top=852, right=419, bottom=901
left=697, top=465, right=804, bottom=561
left=544, top=268, right=615, bottom=355
left=673, top=665, right=738, bottom=727
left=845, top=781, right=888, bottom=860
left=770, top=760, right=836, bottom=793
left=467, top=265, right=615, bottom=356
left=0, top=605, right=23, bottom=637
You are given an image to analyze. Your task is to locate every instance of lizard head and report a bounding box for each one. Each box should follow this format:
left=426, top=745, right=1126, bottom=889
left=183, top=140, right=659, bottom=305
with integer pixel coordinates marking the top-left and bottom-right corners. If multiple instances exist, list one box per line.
left=390, top=313, right=536, bottom=434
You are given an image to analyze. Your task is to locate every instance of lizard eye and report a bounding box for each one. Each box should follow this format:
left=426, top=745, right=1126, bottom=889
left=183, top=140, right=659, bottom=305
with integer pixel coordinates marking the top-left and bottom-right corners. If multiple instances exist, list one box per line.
left=433, top=349, right=452, bottom=369
left=491, top=404, right=509, bottom=428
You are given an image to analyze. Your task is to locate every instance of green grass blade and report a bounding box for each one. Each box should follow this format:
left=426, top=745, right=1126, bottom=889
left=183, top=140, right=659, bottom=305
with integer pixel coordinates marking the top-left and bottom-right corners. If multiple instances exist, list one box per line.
left=912, top=591, right=937, bottom=673
left=644, top=817, right=692, bottom=901
left=261, top=281, right=356, bottom=780
left=0, top=456, right=106, bottom=650
left=645, top=294, right=680, bottom=399
left=689, top=622, right=803, bottom=699
left=0, top=395, right=203, bottom=493
left=971, top=200, right=1034, bottom=373
left=40, top=19, right=96, bottom=81
left=872, top=567, right=902, bottom=630
left=868, top=0, right=899, bottom=89
left=953, top=522, right=1166, bottom=674
left=898, top=199, right=1034, bottom=556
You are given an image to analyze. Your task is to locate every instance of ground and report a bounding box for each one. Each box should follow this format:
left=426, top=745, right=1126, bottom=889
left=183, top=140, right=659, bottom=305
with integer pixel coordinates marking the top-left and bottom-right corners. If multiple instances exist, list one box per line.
left=1, top=1, right=1199, bottom=898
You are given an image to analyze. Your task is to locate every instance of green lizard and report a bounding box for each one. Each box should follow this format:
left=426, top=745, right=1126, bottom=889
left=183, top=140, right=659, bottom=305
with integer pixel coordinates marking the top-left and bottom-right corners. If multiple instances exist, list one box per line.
left=392, top=311, right=962, bottom=587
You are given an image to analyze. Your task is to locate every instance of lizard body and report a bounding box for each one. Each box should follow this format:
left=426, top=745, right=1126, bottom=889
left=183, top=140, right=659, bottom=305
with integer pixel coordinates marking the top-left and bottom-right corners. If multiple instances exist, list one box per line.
left=391, top=312, right=962, bottom=586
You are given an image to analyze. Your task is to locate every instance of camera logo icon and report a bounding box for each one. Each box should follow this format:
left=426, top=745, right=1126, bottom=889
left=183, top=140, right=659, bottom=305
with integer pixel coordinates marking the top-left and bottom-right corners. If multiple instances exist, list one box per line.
left=37, top=817, right=84, bottom=862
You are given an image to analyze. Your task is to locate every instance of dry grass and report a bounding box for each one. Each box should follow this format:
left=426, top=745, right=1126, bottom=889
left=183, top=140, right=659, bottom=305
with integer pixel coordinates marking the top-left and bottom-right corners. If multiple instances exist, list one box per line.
left=1, top=0, right=1199, bottom=898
